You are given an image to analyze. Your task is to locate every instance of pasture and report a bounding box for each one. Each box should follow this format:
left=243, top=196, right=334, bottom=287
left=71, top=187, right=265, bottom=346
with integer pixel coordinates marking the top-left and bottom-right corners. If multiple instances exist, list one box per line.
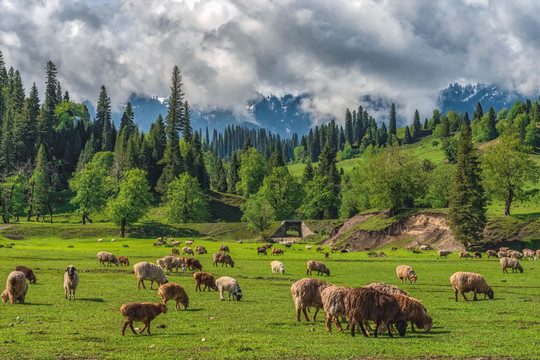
left=1, top=235, right=539, bottom=359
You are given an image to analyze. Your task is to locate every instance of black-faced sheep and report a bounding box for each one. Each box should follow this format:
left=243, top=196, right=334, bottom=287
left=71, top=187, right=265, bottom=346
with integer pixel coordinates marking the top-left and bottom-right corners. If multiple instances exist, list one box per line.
left=257, top=246, right=268, bottom=255
left=307, top=260, right=330, bottom=276
left=158, top=283, right=189, bottom=310
left=321, top=285, right=351, bottom=333
left=14, top=265, right=37, bottom=284
left=500, top=257, right=523, bottom=273
left=486, top=250, right=497, bottom=259
left=396, top=265, right=417, bottom=284
left=193, top=271, right=218, bottom=292
left=216, top=276, right=242, bottom=301
left=473, top=251, right=482, bottom=258
left=117, top=256, right=130, bottom=266
left=364, top=282, right=409, bottom=296
left=5, top=271, right=28, bottom=304
left=97, top=251, right=119, bottom=267
left=64, top=265, right=79, bottom=301
left=196, top=245, right=207, bottom=254
left=391, top=293, right=432, bottom=333
left=182, top=257, right=203, bottom=271
left=271, top=261, right=285, bottom=275
left=212, top=252, right=234, bottom=268
left=120, top=302, right=167, bottom=336
left=437, top=250, right=452, bottom=259
left=218, top=244, right=230, bottom=253
left=290, top=277, right=332, bottom=322
left=344, top=287, right=407, bottom=338
left=134, top=262, right=168, bottom=289
left=450, top=271, right=494, bottom=302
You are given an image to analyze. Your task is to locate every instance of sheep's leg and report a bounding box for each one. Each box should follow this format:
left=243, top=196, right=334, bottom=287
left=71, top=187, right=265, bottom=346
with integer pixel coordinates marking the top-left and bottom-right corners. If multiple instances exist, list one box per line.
left=296, top=306, right=301, bottom=321
left=374, top=320, right=380, bottom=337
left=121, top=321, right=130, bottom=336
left=324, top=314, right=332, bottom=333
left=150, top=281, right=154, bottom=290
left=312, top=308, right=320, bottom=322
left=302, top=307, right=310, bottom=322
left=386, top=323, right=393, bottom=337
left=219, top=288, right=225, bottom=301
left=333, top=315, right=343, bottom=333
left=65, top=287, right=68, bottom=299
left=359, top=321, right=369, bottom=337
left=139, top=322, right=148, bottom=334
left=473, top=291, right=478, bottom=301
left=460, top=291, right=468, bottom=301
left=411, top=322, right=415, bottom=332
left=350, top=320, right=356, bottom=337
left=129, top=321, right=137, bottom=335
left=454, top=288, right=459, bottom=302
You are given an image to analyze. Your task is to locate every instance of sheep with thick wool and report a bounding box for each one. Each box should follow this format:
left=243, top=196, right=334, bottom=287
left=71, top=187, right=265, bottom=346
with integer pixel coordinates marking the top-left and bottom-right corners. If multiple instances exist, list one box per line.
left=364, top=282, right=409, bottom=296
left=450, top=272, right=493, bottom=302
left=117, top=256, right=129, bottom=266
left=195, top=245, right=207, bottom=254
left=182, top=257, right=203, bottom=271
left=291, top=277, right=332, bottom=322
left=396, top=265, right=417, bottom=284
left=321, top=285, right=352, bottom=333
left=486, top=250, right=497, bottom=259
left=522, top=249, right=535, bottom=261
left=500, top=257, right=523, bottom=273
left=14, top=265, right=37, bottom=284
left=120, top=302, right=167, bottom=336
left=212, top=252, right=234, bottom=267
left=157, top=255, right=187, bottom=273
left=216, top=276, right=242, bottom=301
left=271, top=261, right=285, bottom=275
left=97, top=251, right=119, bottom=267
left=307, top=260, right=330, bottom=276
left=392, top=293, right=432, bottom=332
left=158, top=283, right=189, bottom=310
left=437, top=250, right=452, bottom=259
left=182, top=247, right=194, bottom=256
left=64, top=265, right=79, bottom=301
left=134, top=262, right=168, bottom=289
left=193, top=271, right=218, bottom=292
left=1, top=288, right=8, bottom=303
left=5, top=271, right=28, bottom=304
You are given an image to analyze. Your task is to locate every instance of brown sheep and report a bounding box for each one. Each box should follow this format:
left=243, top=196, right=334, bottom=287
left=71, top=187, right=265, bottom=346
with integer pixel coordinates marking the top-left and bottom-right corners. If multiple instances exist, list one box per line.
left=500, top=257, right=523, bottom=273
left=219, top=244, right=230, bottom=253
left=316, top=246, right=324, bottom=252
left=5, top=271, right=28, bottom=304
left=290, top=277, right=332, bottom=322
left=120, top=302, right=167, bottom=336
left=344, top=287, right=407, bottom=338
left=118, top=256, right=130, bottom=266
left=193, top=271, right=218, bottom=292
left=324, top=252, right=329, bottom=259
left=331, top=246, right=339, bottom=253
left=396, top=265, right=417, bottom=284
left=392, top=293, right=432, bottom=333
left=391, top=247, right=398, bottom=251
left=212, top=252, right=234, bottom=268
left=536, top=249, right=540, bottom=258
left=437, top=250, right=452, bottom=259
left=458, top=251, right=473, bottom=259
left=450, top=272, right=494, bottom=302
left=196, top=245, right=207, bottom=254
left=182, top=247, right=194, bottom=256
left=307, top=260, right=330, bottom=276
left=320, top=285, right=351, bottom=333
left=364, top=282, right=409, bottom=296
left=1, top=289, right=8, bottom=303
left=171, top=248, right=180, bottom=255
left=486, top=250, right=497, bottom=259
left=498, top=251, right=508, bottom=258
left=271, top=248, right=284, bottom=255
left=182, top=257, right=203, bottom=271
left=499, top=247, right=510, bottom=252
left=153, top=242, right=163, bottom=247
left=158, top=283, right=189, bottom=310
left=473, top=251, right=482, bottom=259
left=257, top=246, right=268, bottom=255
left=14, top=266, right=37, bottom=284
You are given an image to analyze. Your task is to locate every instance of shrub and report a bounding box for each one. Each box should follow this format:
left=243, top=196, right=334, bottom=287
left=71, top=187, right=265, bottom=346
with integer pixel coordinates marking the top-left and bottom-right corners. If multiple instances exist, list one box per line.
left=411, top=249, right=422, bottom=254
left=122, top=244, right=129, bottom=248
left=68, top=245, right=74, bottom=248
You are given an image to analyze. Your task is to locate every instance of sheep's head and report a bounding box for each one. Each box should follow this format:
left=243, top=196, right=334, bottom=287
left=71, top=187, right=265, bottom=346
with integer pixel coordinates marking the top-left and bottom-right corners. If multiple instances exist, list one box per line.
left=1, top=289, right=8, bottom=303
left=229, top=260, right=235, bottom=268
left=234, top=291, right=243, bottom=301
left=160, top=303, right=168, bottom=314
left=518, top=265, right=523, bottom=273
left=410, top=274, right=417, bottom=284
left=486, top=288, right=494, bottom=299
left=66, top=265, right=77, bottom=277
left=27, top=272, right=37, bottom=284
left=324, top=268, right=330, bottom=276
left=395, top=319, right=407, bottom=337
left=421, top=315, right=433, bottom=332
left=160, top=275, right=169, bottom=285
left=114, top=259, right=119, bottom=266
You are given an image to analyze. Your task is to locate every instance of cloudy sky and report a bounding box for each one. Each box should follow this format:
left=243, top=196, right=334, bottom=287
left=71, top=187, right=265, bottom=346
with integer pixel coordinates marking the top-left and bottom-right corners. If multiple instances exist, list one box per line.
left=1, top=0, right=539, bottom=125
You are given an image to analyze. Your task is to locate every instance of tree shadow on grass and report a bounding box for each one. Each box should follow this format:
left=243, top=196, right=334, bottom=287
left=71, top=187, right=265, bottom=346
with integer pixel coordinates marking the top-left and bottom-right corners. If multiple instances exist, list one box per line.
left=128, top=222, right=201, bottom=239
left=78, top=298, right=105, bottom=302
left=21, top=302, right=53, bottom=306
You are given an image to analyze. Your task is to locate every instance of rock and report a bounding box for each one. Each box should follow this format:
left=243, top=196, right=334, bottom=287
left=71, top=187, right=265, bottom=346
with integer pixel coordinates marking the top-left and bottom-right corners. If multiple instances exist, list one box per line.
left=16, top=316, right=20, bottom=320
left=8, top=323, right=14, bottom=327
left=201, top=338, right=206, bottom=342
left=209, top=317, right=215, bottom=320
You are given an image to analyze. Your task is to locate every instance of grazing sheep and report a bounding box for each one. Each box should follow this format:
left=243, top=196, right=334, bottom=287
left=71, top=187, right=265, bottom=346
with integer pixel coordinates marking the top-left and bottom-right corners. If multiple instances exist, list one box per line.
left=271, top=248, right=284, bottom=255
left=14, top=266, right=37, bottom=284
left=193, top=272, right=218, bottom=292
left=396, top=265, right=417, bottom=284
left=182, top=257, right=203, bottom=271
left=218, top=244, right=230, bottom=253
left=271, top=261, right=285, bottom=275
left=363, top=247, right=370, bottom=251
left=153, top=242, right=163, bottom=247
left=499, top=247, right=510, bottom=252
left=216, top=276, right=242, bottom=301
left=474, top=251, right=482, bottom=259
left=158, top=283, right=189, bottom=310
left=419, top=245, right=431, bottom=251
left=325, top=252, right=329, bottom=258
left=97, top=251, right=119, bottom=267
left=257, top=246, right=268, bottom=255
left=182, top=247, right=194, bottom=256
left=486, top=250, right=497, bottom=259
left=344, top=287, right=407, bottom=337
left=1, top=288, right=8, bottom=303
left=500, top=257, right=524, bottom=273
left=450, top=272, right=494, bottom=302
left=120, top=302, right=167, bottom=336
left=364, top=282, right=409, bottom=296
left=458, top=251, right=473, bottom=259
left=392, top=293, right=432, bottom=333
left=523, top=249, right=535, bottom=261
left=320, top=285, right=351, bottom=333
left=111, top=239, right=115, bottom=242
left=157, top=237, right=163, bottom=242
left=437, top=250, right=452, bottom=259
left=511, top=251, right=523, bottom=260
left=536, top=249, right=540, bottom=258
left=307, top=260, right=330, bottom=276
left=97, top=238, right=103, bottom=243
left=331, top=246, right=339, bottom=253
left=316, top=246, right=324, bottom=252
left=406, top=245, right=414, bottom=251
left=212, top=252, right=234, bottom=268
left=185, top=240, right=194, bottom=246
left=5, top=271, right=28, bottom=304
left=285, top=243, right=293, bottom=248
left=305, top=245, right=312, bottom=251
left=118, top=256, right=129, bottom=266
left=171, top=240, right=181, bottom=246
left=134, top=262, right=168, bottom=289
left=290, top=277, right=332, bottom=322
left=171, top=248, right=180, bottom=255
left=391, top=247, right=398, bottom=251
left=63, top=265, right=79, bottom=301
left=157, top=255, right=187, bottom=273
left=498, top=251, right=508, bottom=258
left=196, top=245, right=207, bottom=254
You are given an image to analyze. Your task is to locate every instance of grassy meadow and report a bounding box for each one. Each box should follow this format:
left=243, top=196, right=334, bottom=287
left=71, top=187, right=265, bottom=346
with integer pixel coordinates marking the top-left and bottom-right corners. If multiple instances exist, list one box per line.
left=1, top=230, right=539, bottom=360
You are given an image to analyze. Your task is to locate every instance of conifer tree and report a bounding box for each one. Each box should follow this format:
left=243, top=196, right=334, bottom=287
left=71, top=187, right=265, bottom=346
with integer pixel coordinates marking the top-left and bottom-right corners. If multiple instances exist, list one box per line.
left=119, top=101, right=135, bottom=134
left=38, top=61, right=58, bottom=155
left=403, top=126, right=412, bottom=144
left=95, top=86, right=113, bottom=151
left=388, top=103, right=397, bottom=135
left=30, top=144, right=53, bottom=222
left=473, top=102, right=483, bottom=121
left=227, top=151, right=241, bottom=193
left=345, top=108, right=353, bottom=144
left=486, top=107, right=497, bottom=141
left=211, top=156, right=227, bottom=192
left=412, top=109, right=421, bottom=139
left=181, top=100, right=193, bottom=143
left=301, top=159, right=314, bottom=185
left=146, top=115, right=166, bottom=190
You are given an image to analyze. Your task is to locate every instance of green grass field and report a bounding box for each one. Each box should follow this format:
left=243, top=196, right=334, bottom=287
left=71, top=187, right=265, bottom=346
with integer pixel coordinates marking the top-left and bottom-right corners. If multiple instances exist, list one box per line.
left=1, top=231, right=539, bottom=359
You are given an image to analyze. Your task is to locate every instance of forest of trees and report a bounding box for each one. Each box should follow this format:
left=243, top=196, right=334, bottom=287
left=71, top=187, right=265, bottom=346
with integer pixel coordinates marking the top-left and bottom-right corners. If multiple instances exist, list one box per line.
left=1, top=52, right=539, bottom=244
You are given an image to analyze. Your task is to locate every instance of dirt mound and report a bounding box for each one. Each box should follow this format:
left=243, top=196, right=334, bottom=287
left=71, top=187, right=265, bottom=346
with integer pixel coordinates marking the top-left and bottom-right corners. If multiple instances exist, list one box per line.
left=323, top=212, right=465, bottom=251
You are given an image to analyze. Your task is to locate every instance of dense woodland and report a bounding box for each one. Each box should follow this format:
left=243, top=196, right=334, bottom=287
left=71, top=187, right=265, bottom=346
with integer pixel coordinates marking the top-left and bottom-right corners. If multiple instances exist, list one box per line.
left=0, top=52, right=539, bottom=243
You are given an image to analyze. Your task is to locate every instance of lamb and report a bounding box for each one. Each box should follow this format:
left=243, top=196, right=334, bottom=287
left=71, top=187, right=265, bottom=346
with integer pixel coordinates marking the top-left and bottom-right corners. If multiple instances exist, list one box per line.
left=391, top=293, right=432, bottom=333
left=450, top=271, right=494, bottom=302
left=306, top=260, right=330, bottom=276
left=364, top=282, right=409, bottom=296
left=182, top=247, right=194, bottom=255
left=474, top=251, right=482, bottom=259
left=216, top=276, right=242, bottom=301
left=120, top=302, right=167, bottom=336
left=63, top=265, right=79, bottom=301
left=134, top=262, right=168, bottom=289
left=257, top=246, right=268, bottom=255
left=320, top=285, right=351, bottom=333
left=171, top=248, right=180, bottom=255
left=212, top=252, right=234, bottom=268
left=396, top=265, right=417, bottom=284
left=500, top=257, right=524, bottom=273
left=14, top=265, right=37, bottom=284
left=523, top=249, right=536, bottom=261
left=458, top=251, right=473, bottom=259
left=271, top=248, right=284, bottom=255
left=271, top=261, right=285, bottom=275
left=486, top=250, right=497, bottom=259
left=182, top=257, right=203, bottom=271
left=118, top=256, right=129, bottom=266
left=218, top=244, right=230, bottom=253
left=96, top=251, right=119, bottom=267
left=290, top=277, right=332, bottom=322
left=344, top=287, right=407, bottom=337
left=5, top=271, right=28, bottom=304
left=193, top=271, right=218, bottom=292
left=185, top=240, right=194, bottom=246
left=158, top=283, right=189, bottom=310
left=157, top=255, right=187, bottom=273
left=437, top=250, right=452, bottom=259
left=195, top=245, right=207, bottom=254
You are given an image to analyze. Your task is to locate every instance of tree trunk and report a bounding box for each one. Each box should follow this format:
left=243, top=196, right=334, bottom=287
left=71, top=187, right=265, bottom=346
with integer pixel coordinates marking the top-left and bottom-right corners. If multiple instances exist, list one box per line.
left=86, top=215, right=93, bottom=223
left=27, top=207, right=32, bottom=222
left=120, top=219, right=126, bottom=238
left=504, top=187, right=513, bottom=216
left=82, top=215, right=86, bottom=225
left=49, top=204, right=53, bottom=223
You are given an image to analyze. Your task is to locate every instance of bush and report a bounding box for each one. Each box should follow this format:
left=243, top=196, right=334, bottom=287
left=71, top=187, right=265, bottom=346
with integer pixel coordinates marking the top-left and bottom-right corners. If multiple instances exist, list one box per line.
left=122, top=244, right=129, bottom=248
left=67, top=245, right=74, bottom=248
left=411, top=249, right=422, bottom=254
left=367, top=251, right=377, bottom=256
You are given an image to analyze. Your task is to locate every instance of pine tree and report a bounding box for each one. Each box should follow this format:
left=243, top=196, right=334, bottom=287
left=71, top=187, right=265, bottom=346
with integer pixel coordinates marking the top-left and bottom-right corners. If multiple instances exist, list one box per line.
left=31, top=144, right=53, bottom=222
left=38, top=61, right=58, bottom=155
left=95, top=86, right=113, bottom=152
left=181, top=100, right=193, bottom=143
left=486, top=107, right=497, bottom=141
left=119, top=101, right=135, bottom=134
left=146, top=115, right=166, bottom=190
left=227, top=151, right=241, bottom=193
left=388, top=103, right=397, bottom=135
left=473, top=102, right=483, bottom=121
left=412, top=109, right=421, bottom=139
left=301, top=159, right=314, bottom=185
left=211, top=156, right=227, bottom=192
left=447, top=124, right=486, bottom=247
left=403, top=126, right=412, bottom=144
left=463, top=112, right=470, bottom=127
left=345, top=108, right=353, bottom=144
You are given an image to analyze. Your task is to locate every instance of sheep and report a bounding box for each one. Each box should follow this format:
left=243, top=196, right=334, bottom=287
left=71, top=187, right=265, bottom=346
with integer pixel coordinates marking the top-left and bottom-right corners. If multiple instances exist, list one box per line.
left=271, top=261, right=285, bottom=275
left=182, top=257, right=203, bottom=271
left=305, top=245, right=312, bottom=251
left=14, top=266, right=37, bottom=284
left=157, top=237, right=163, bottom=242
left=474, top=251, right=482, bottom=259
left=406, top=245, right=414, bottom=251
left=195, top=245, right=207, bottom=254
left=1, top=288, right=8, bottom=303
left=391, top=293, right=433, bottom=333
left=316, top=246, right=324, bottom=252
left=134, top=262, right=168, bottom=289
left=331, top=246, right=339, bottom=253
left=5, top=271, right=28, bottom=304
left=450, top=271, right=494, bottom=302
left=344, top=287, right=407, bottom=337
left=153, top=242, right=163, bottom=247
left=158, top=283, right=189, bottom=310
left=396, top=265, right=417, bottom=284
left=437, top=250, right=452, bottom=259
left=96, top=251, right=119, bottom=267
left=500, top=257, right=524, bottom=273
left=257, top=246, right=268, bottom=255
left=218, top=244, right=230, bottom=253
left=320, top=285, right=352, bottom=333
left=498, top=251, right=508, bottom=258
left=157, top=255, right=187, bottom=273
left=458, top=251, right=473, bottom=259
left=486, top=250, right=497, bottom=259
left=523, top=249, right=535, bottom=261
left=364, top=282, right=409, bottom=296
left=325, top=252, right=329, bottom=259
left=511, top=251, right=523, bottom=260
left=193, top=271, right=218, bottom=292
left=171, top=248, right=180, bottom=255
left=290, top=277, right=332, bottom=322
left=391, top=247, right=398, bottom=251
left=536, top=249, right=540, bottom=258
left=499, top=246, right=510, bottom=252
left=216, top=276, right=242, bottom=301
left=64, top=265, right=79, bottom=301
left=97, top=238, right=103, bottom=243
left=185, top=240, right=194, bottom=246
left=117, top=256, right=130, bottom=266
left=419, top=245, right=431, bottom=251
left=306, top=260, right=330, bottom=276
left=111, top=239, right=115, bottom=242
left=171, top=240, right=181, bottom=246
left=120, top=302, right=167, bottom=336
left=212, top=252, right=234, bottom=268
left=182, top=247, right=194, bottom=256
left=271, top=248, right=284, bottom=255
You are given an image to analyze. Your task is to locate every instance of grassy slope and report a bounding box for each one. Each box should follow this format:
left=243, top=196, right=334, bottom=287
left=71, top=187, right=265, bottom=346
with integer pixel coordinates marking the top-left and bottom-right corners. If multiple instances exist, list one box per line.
left=0, top=233, right=539, bottom=359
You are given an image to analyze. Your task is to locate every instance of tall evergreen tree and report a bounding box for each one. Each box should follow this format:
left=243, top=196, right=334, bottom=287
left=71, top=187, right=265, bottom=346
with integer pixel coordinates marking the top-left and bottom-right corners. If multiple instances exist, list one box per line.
left=473, top=102, right=483, bottom=121
left=30, top=144, right=53, bottom=222
left=210, top=156, right=227, bottom=192
left=486, top=107, right=497, bottom=141
left=95, top=86, right=113, bottom=151
left=412, top=109, right=421, bottom=139
left=345, top=108, right=353, bottom=144
left=146, top=115, right=166, bottom=190
left=301, top=159, right=314, bottom=185
left=403, top=126, right=412, bottom=144
left=181, top=100, right=193, bottom=142
left=227, top=151, right=241, bottom=193
left=38, top=61, right=58, bottom=155
left=388, top=103, right=397, bottom=135
left=119, top=101, right=135, bottom=134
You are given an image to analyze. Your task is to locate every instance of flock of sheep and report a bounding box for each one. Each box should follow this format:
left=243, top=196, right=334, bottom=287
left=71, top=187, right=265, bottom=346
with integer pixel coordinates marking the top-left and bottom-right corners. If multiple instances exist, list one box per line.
left=2, top=239, right=537, bottom=338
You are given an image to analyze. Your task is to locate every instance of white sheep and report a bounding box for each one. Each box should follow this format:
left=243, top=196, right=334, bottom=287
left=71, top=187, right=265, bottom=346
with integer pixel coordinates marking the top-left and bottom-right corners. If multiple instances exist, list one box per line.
left=321, top=285, right=351, bottom=333
left=437, top=250, right=452, bottom=259
left=450, top=271, right=493, bottom=302
left=271, top=261, right=285, bottom=275
left=215, top=276, right=242, bottom=301
left=97, top=251, right=119, bottom=267
left=97, top=238, right=104, bottom=243
left=5, top=271, right=28, bottom=304
left=500, top=257, right=524, bottom=273
left=64, top=265, right=79, bottom=301
left=307, top=260, right=330, bottom=276
left=182, top=247, right=194, bottom=256
left=396, top=265, right=417, bottom=284
left=157, top=255, right=187, bottom=273
left=134, top=262, right=168, bottom=289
